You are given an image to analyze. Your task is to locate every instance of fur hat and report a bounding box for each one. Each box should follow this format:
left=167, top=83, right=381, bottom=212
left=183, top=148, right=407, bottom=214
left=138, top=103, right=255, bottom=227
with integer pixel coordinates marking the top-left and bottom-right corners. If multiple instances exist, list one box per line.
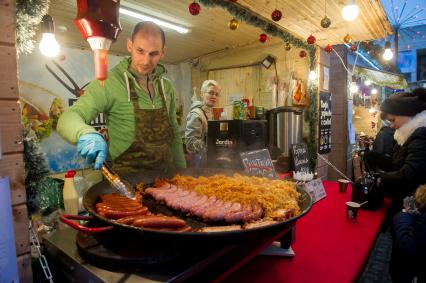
left=380, top=88, right=426, bottom=117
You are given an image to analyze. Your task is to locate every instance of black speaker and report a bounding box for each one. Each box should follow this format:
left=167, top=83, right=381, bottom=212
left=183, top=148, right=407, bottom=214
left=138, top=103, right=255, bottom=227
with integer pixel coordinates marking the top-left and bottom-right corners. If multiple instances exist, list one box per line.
left=206, top=120, right=267, bottom=169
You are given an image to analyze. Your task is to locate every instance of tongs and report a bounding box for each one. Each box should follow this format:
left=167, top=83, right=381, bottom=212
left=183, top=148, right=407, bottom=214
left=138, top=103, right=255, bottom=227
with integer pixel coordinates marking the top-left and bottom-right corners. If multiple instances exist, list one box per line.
left=101, top=163, right=136, bottom=199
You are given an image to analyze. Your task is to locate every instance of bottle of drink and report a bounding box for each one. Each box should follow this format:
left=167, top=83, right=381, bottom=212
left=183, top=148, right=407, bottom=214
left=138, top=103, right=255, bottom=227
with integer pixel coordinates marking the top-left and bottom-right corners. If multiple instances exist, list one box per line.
left=63, top=170, right=79, bottom=215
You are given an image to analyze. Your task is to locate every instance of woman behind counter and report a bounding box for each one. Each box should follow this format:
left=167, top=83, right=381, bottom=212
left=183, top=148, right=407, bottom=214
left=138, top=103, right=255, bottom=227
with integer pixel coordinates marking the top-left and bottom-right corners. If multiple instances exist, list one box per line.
left=185, top=80, right=220, bottom=167
left=377, top=87, right=426, bottom=212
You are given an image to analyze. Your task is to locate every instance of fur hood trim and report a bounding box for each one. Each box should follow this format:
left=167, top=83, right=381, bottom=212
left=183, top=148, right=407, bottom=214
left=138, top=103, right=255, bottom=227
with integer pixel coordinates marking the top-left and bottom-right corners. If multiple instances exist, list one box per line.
left=394, top=110, right=426, bottom=145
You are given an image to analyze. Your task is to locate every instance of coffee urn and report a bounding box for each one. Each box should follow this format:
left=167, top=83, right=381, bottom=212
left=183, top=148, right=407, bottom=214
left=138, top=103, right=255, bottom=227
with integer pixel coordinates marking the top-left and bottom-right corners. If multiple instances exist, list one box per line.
left=267, top=107, right=303, bottom=168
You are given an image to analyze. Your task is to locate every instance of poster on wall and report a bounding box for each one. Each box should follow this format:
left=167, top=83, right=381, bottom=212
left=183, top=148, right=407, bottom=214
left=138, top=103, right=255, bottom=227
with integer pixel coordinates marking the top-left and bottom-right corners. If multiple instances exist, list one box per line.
left=18, top=47, right=124, bottom=173
left=319, top=92, right=332, bottom=154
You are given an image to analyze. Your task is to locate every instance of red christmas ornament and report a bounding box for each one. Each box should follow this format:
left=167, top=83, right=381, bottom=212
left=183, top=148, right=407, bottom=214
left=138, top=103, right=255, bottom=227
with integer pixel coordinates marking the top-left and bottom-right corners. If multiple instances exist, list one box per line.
left=299, top=50, right=307, bottom=58
left=324, top=44, right=333, bottom=53
left=350, top=44, right=358, bottom=52
left=259, top=33, right=268, bottom=43
left=271, top=9, right=282, bottom=21
left=188, top=2, right=201, bottom=15
left=307, top=34, right=316, bottom=45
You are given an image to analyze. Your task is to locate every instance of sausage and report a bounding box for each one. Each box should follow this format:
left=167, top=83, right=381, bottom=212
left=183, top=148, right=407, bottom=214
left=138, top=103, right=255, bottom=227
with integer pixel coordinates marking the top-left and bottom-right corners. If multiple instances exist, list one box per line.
left=96, top=203, right=143, bottom=211
left=132, top=216, right=186, bottom=228
left=115, top=215, right=151, bottom=225
left=100, top=207, right=148, bottom=219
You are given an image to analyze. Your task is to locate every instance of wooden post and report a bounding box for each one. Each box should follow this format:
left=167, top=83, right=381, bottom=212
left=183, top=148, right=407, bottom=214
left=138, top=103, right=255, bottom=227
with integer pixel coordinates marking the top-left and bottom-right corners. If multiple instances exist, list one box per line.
left=0, top=0, right=32, bottom=281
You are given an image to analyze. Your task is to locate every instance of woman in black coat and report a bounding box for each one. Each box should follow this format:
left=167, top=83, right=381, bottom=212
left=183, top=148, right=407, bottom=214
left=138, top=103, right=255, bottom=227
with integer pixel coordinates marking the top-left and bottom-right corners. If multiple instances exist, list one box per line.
left=378, top=87, right=426, bottom=211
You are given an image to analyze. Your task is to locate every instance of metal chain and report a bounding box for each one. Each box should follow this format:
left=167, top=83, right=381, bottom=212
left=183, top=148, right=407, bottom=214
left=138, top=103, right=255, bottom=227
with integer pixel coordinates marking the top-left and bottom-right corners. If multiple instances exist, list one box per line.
left=317, top=153, right=353, bottom=183
left=29, top=221, right=54, bottom=283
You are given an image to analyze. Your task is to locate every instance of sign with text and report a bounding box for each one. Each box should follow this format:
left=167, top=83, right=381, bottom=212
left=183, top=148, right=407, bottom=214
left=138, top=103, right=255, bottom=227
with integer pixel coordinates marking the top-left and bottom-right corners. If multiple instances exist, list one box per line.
left=240, top=149, right=276, bottom=178
left=303, top=178, right=327, bottom=203
left=291, top=143, right=310, bottom=173
left=319, top=92, right=332, bottom=154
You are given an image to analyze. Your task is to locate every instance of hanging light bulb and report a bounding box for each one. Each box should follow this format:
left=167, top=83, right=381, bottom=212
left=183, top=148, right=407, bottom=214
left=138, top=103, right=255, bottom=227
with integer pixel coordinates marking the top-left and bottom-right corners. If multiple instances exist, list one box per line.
left=364, top=79, right=372, bottom=86
left=383, top=41, right=394, bottom=61
left=342, top=0, right=360, bottom=22
left=350, top=82, right=359, bottom=93
left=368, top=107, right=376, bottom=114
left=309, top=70, right=317, bottom=80
left=39, top=15, right=60, bottom=57
left=371, top=88, right=378, bottom=95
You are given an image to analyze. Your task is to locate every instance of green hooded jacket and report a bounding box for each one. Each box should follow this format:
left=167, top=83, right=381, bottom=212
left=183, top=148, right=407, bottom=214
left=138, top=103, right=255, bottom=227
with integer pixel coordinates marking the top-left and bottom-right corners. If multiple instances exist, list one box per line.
left=57, top=57, right=186, bottom=169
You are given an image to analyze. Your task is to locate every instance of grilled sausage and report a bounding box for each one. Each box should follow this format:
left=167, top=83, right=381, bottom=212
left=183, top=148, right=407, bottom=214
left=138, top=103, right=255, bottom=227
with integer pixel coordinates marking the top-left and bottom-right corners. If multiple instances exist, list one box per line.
left=132, top=216, right=186, bottom=228
left=99, top=207, right=148, bottom=219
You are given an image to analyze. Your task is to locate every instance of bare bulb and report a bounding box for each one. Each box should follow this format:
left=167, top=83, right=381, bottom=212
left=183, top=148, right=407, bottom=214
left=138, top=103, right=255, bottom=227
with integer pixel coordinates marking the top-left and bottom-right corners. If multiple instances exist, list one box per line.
left=309, top=70, right=317, bottom=80
left=350, top=82, right=359, bottom=93
left=342, top=1, right=360, bottom=22
left=383, top=48, right=394, bottom=61
left=39, top=33, right=60, bottom=57
left=364, top=80, right=372, bottom=86
left=371, top=88, right=378, bottom=95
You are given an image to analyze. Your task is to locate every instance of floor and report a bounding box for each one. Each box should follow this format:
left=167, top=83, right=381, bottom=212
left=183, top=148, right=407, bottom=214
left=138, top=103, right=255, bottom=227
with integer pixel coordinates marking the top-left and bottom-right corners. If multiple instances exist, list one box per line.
left=358, top=230, right=393, bottom=283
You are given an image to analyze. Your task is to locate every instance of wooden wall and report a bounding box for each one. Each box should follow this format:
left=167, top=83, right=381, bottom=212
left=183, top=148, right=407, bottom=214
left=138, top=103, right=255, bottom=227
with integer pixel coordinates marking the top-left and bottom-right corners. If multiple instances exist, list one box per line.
left=191, top=40, right=309, bottom=109
left=0, top=0, right=32, bottom=281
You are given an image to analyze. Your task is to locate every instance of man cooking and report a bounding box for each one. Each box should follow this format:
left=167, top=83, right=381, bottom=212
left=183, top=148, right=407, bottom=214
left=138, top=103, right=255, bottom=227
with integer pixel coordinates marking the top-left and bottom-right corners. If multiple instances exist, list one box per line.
left=57, top=21, right=186, bottom=173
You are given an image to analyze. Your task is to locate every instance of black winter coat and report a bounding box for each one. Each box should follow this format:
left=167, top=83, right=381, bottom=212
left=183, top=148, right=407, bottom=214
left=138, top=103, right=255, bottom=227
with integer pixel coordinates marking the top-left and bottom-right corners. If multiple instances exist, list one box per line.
left=372, top=126, right=395, bottom=156
left=381, top=127, right=426, bottom=208
left=390, top=211, right=426, bottom=282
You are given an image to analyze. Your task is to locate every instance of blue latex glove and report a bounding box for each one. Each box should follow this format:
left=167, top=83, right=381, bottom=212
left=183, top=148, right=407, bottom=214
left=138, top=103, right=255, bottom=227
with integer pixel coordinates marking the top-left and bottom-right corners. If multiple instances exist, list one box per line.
left=77, top=133, right=107, bottom=170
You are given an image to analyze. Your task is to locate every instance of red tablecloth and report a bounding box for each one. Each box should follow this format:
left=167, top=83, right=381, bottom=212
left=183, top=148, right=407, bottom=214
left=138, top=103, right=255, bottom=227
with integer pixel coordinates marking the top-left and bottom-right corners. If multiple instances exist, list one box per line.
left=225, top=180, right=391, bottom=283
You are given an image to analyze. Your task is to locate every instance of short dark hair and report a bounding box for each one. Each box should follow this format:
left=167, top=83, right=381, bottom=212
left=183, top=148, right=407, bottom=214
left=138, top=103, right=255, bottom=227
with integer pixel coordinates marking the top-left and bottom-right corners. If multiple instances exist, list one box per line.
left=130, top=21, right=165, bottom=47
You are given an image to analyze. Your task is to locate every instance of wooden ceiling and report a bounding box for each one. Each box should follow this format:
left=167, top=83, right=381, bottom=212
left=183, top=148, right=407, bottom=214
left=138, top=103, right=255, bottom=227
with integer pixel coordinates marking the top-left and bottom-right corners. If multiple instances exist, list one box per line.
left=48, top=0, right=392, bottom=64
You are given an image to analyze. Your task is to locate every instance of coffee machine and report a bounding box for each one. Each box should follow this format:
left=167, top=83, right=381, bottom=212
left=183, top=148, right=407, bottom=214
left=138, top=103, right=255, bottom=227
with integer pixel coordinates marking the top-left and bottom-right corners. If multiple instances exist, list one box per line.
left=206, top=120, right=267, bottom=169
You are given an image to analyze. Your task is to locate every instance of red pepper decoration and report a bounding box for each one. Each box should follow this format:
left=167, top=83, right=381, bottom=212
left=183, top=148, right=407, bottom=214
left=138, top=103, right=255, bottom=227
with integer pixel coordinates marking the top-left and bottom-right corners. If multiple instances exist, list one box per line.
left=271, top=9, right=283, bottom=21
left=259, top=33, right=268, bottom=43
left=188, top=2, right=201, bottom=16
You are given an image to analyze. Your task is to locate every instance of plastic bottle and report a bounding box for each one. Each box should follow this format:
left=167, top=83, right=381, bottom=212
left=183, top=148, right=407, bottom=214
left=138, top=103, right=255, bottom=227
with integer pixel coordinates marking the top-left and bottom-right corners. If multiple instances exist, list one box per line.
left=63, top=170, right=79, bottom=215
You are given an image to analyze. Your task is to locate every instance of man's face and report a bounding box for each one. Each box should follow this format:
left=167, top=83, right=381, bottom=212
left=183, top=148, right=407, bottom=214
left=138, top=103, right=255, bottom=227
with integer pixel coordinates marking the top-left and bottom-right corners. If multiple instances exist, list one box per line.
left=202, top=85, right=220, bottom=107
left=127, top=32, right=165, bottom=75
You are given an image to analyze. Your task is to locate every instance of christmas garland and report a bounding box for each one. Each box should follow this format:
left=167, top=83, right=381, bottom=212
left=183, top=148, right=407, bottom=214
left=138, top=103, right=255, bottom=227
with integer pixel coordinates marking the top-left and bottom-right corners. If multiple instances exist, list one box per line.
left=16, top=0, right=50, bottom=54
left=353, top=66, right=408, bottom=90
left=199, top=0, right=319, bottom=170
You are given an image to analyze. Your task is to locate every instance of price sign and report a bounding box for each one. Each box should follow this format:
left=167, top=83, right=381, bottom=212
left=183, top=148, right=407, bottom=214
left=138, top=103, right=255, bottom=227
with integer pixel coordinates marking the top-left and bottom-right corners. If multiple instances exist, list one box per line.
left=240, top=149, right=276, bottom=178
left=304, top=178, right=327, bottom=203
left=291, top=143, right=310, bottom=173
left=319, top=92, right=332, bottom=154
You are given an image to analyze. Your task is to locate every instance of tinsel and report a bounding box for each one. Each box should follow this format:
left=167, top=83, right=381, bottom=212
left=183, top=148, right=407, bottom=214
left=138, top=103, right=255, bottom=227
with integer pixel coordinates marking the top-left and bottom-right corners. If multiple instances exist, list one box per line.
left=199, top=0, right=319, bottom=169
left=16, top=0, right=50, bottom=54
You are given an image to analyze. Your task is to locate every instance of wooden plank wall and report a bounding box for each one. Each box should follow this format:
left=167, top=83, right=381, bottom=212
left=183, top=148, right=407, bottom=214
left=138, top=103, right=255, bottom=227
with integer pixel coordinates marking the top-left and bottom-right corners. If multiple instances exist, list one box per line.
left=0, top=0, right=32, bottom=282
left=191, top=40, right=309, bottom=109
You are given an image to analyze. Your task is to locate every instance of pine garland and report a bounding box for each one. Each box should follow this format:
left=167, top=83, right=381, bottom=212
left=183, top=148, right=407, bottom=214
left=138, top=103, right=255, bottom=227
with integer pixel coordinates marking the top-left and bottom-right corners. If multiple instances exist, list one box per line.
left=16, top=0, right=50, bottom=54
left=23, top=129, right=50, bottom=213
left=199, top=0, right=319, bottom=169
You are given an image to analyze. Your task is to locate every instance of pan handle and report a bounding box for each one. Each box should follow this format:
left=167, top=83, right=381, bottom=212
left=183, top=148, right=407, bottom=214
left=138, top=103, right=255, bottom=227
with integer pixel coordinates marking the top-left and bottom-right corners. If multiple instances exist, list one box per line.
left=60, top=214, right=114, bottom=233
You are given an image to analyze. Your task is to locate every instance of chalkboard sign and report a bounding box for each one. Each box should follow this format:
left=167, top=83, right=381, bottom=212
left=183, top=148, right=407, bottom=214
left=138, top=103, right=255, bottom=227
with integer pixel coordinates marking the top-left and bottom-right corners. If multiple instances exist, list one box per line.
left=303, top=178, right=327, bottom=203
left=240, top=149, right=276, bottom=178
left=319, top=92, right=332, bottom=154
left=291, top=143, right=310, bottom=173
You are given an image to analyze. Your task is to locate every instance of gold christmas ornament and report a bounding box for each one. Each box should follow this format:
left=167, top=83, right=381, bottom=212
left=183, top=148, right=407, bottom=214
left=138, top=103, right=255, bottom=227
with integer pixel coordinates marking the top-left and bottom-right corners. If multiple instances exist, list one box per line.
left=320, top=16, right=331, bottom=28
left=285, top=42, right=292, bottom=51
left=343, top=34, right=352, bottom=44
left=228, top=18, right=240, bottom=30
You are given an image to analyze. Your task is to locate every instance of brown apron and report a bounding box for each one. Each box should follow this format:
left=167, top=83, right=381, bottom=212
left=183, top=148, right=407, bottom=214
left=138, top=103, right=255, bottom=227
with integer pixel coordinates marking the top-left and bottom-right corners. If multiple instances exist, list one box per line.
left=112, top=77, right=174, bottom=174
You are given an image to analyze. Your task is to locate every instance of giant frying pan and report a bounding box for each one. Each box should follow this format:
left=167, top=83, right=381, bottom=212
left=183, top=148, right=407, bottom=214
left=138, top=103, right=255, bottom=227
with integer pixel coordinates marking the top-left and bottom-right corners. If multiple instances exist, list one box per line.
left=61, top=168, right=312, bottom=244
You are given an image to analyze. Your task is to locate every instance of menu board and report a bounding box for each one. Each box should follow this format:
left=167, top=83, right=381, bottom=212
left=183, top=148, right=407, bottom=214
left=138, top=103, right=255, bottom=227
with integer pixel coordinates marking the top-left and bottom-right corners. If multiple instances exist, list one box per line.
left=240, top=149, right=276, bottom=178
left=303, top=178, right=327, bottom=203
left=291, top=143, right=310, bottom=173
left=319, top=92, right=332, bottom=154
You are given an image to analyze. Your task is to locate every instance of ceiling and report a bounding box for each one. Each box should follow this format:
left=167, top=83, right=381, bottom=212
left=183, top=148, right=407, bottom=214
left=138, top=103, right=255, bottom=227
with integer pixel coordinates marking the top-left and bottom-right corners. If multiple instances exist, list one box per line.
left=48, top=0, right=393, bottom=64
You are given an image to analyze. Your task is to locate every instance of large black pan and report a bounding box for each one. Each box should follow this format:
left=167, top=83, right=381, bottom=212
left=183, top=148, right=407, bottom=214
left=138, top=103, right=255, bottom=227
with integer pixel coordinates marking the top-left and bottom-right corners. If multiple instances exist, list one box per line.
left=62, top=168, right=312, bottom=244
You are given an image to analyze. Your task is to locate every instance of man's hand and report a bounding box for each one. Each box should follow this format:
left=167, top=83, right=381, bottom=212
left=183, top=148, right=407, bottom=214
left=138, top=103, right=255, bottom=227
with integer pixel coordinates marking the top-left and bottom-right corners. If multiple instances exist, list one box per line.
left=77, top=133, right=107, bottom=170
